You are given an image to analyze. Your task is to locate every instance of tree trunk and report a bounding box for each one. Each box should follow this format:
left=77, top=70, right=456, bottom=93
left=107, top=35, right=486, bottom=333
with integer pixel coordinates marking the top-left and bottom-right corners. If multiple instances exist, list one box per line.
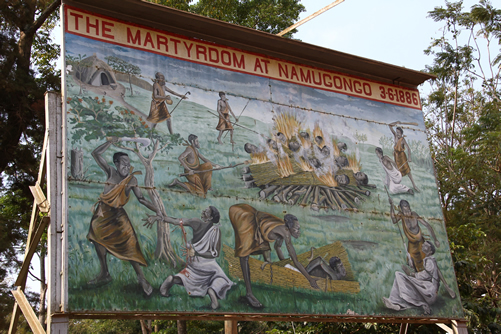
left=140, top=154, right=179, bottom=266
left=71, top=148, right=84, bottom=179
left=39, top=248, right=47, bottom=330
left=129, top=73, right=134, bottom=96
left=140, top=319, right=152, bottom=334
left=177, top=320, right=187, bottom=334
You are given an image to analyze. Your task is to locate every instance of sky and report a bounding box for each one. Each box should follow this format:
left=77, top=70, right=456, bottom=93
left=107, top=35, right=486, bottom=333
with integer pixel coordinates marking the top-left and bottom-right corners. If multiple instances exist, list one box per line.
left=26, top=0, right=481, bottom=295
left=293, top=0, right=481, bottom=95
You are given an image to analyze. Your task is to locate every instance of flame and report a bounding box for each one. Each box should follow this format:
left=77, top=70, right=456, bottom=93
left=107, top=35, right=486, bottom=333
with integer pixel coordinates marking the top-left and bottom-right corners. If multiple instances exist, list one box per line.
left=299, top=129, right=312, bottom=150
left=250, top=152, right=269, bottom=164
left=276, top=155, right=295, bottom=178
left=297, top=156, right=313, bottom=172
left=313, top=123, right=325, bottom=147
left=315, top=172, right=338, bottom=187
left=346, top=152, right=362, bottom=172
left=331, top=138, right=341, bottom=156
left=274, top=110, right=302, bottom=140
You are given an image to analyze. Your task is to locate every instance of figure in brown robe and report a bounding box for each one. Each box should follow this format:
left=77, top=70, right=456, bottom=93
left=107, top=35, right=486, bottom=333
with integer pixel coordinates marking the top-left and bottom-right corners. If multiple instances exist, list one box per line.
left=216, top=92, right=238, bottom=145
left=389, top=122, right=419, bottom=191
left=87, top=138, right=162, bottom=296
left=389, top=199, right=440, bottom=273
left=229, top=204, right=319, bottom=308
left=146, top=72, right=187, bottom=134
left=167, top=134, right=222, bottom=198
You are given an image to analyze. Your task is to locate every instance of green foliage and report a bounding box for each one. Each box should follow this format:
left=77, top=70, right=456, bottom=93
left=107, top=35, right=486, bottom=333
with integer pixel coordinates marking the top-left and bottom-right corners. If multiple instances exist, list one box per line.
left=67, top=95, right=184, bottom=155
left=105, top=56, right=142, bottom=95
left=423, top=0, right=501, bottom=331
left=146, top=0, right=305, bottom=38
left=192, top=0, right=305, bottom=37
left=69, top=319, right=142, bottom=334
left=354, top=130, right=367, bottom=143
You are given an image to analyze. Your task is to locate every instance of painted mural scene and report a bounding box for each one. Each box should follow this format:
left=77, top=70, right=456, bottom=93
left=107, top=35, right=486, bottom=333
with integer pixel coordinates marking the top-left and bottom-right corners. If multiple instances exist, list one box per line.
left=64, top=25, right=462, bottom=318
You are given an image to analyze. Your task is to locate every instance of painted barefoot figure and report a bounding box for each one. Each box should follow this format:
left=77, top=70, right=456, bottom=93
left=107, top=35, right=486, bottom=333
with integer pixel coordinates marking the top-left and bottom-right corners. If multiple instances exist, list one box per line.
left=158, top=206, right=234, bottom=309
left=389, top=121, right=419, bottom=192
left=216, top=92, right=238, bottom=144
left=87, top=137, right=161, bottom=296
left=147, top=72, right=187, bottom=134
left=229, top=204, right=319, bottom=308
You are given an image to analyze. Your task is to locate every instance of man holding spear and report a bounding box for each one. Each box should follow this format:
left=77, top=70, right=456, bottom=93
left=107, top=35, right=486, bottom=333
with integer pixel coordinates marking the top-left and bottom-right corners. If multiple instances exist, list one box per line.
left=146, top=72, right=189, bottom=134
left=167, top=134, right=222, bottom=198
left=168, top=134, right=250, bottom=198
left=216, top=92, right=238, bottom=144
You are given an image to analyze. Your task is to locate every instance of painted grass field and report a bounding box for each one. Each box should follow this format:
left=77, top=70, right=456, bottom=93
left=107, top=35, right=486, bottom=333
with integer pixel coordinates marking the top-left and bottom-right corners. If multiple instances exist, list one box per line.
left=65, top=78, right=463, bottom=318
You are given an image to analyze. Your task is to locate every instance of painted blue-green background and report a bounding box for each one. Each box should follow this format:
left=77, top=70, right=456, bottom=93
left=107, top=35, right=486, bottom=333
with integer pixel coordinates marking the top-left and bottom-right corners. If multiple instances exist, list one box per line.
left=64, top=32, right=462, bottom=318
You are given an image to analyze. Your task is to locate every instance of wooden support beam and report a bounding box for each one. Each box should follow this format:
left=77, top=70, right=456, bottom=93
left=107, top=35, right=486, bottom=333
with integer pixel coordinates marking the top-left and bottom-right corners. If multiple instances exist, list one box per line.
left=399, top=323, right=408, bottom=334
left=29, top=182, right=49, bottom=213
left=277, top=0, right=345, bottom=36
left=11, top=288, right=46, bottom=334
left=9, top=120, right=50, bottom=334
left=15, top=217, right=50, bottom=287
left=224, top=318, right=237, bottom=334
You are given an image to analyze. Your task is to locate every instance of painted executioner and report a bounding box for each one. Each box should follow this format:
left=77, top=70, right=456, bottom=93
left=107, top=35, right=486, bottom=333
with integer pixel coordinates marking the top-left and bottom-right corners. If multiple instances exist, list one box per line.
left=157, top=206, right=234, bottom=309
left=168, top=134, right=222, bottom=198
left=383, top=241, right=439, bottom=315
left=146, top=72, right=187, bottom=134
left=390, top=198, right=440, bottom=272
left=87, top=137, right=161, bottom=296
left=229, top=204, right=320, bottom=308
left=389, top=121, right=419, bottom=192
left=216, top=92, right=238, bottom=144
left=376, top=147, right=414, bottom=195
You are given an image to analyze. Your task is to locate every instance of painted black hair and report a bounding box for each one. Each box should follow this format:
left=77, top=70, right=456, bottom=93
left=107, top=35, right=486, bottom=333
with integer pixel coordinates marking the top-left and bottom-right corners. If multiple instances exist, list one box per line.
left=113, top=152, right=129, bottom=164
left=284, top=214, right=298, bottom=229
left=209, top=206, right=220, bottom=224
left=188, top=134, right=198, bottom=144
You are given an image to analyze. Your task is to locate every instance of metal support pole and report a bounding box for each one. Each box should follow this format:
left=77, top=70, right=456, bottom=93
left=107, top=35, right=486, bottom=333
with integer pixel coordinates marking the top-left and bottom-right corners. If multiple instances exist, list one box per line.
left=46, top=92, right=68, bottom=334
left=399, top=323, right=408, bottom=334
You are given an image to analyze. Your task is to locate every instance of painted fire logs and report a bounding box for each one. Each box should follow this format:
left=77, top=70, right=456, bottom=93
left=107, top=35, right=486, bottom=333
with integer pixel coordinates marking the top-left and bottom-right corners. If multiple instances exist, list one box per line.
left=243, top=163, right=372, bottom=211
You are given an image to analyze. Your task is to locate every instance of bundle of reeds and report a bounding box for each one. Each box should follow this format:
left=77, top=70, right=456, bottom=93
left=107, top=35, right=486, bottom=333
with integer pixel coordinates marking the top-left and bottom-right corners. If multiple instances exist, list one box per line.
left=223, top=242, right=360, bottom=294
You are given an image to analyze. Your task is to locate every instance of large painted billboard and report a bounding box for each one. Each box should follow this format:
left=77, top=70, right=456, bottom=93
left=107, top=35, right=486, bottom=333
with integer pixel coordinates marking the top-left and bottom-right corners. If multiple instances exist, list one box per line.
left=63, top=5, right=463, bottom=319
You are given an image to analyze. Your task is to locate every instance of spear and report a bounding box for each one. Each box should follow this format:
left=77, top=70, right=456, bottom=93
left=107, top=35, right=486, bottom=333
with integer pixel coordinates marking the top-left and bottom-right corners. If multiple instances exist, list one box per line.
left=179, top=160, right=251, bottom=176
left=205, top=109, right=269, bottom=138
left=385, top=186, right=408, bottom=260
left=169, top=91, right=191, bottom=115
left=223, top=98, right=251, bottom=139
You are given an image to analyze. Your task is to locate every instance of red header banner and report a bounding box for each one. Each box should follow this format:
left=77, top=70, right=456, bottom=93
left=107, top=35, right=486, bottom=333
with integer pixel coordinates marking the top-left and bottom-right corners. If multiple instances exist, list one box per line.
left=65, top=6, right=422, bottom=109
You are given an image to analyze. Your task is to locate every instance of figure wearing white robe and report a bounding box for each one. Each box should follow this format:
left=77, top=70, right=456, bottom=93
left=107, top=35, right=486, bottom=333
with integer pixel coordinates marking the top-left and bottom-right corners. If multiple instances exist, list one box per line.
left=175, top=224, right=234, bottom=299
left=387, top=256, right=440, bottom=310
left=380, top=159, right=410, bottom=194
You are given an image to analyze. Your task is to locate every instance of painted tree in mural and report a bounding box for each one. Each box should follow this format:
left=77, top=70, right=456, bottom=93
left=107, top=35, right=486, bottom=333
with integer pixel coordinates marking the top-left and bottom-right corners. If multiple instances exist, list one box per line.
left=424, top=1, right=501, bottom=331
left=105, top=56, right=142, bottom=96
left=67, top=96, right=184, bottom=265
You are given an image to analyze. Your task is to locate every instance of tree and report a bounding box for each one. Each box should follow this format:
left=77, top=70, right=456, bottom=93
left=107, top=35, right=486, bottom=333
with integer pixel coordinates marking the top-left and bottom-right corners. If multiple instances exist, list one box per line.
left=0, top=0, right=61, bottom=331
left=423, top=1, right=501, bottom=331
left=0, top=0, right=304, bottom=333
left=67, top=96, right=184, bottom=264
left=105, top=56, right=142, bottom=96
left=152, top=0, right=305, bottom=38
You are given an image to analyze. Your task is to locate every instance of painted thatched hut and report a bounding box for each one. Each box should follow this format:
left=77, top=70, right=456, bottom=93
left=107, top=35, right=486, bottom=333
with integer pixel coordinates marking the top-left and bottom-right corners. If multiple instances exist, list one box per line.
left=74, top=53, right=118, bottom=89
